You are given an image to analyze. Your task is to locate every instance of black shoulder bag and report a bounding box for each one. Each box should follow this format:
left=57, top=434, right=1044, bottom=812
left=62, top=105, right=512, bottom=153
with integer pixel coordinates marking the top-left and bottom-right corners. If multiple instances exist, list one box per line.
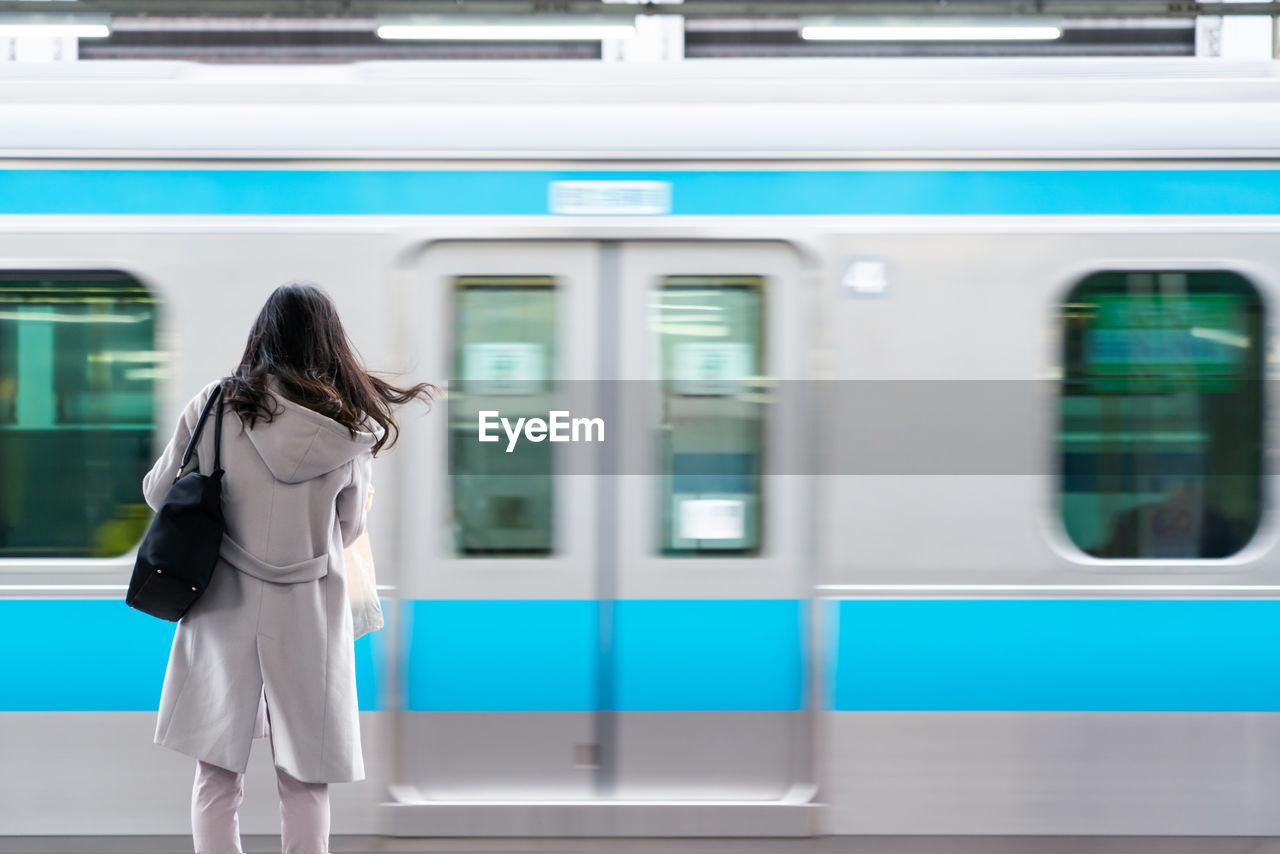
left=126, top=383, right=226, bottom=621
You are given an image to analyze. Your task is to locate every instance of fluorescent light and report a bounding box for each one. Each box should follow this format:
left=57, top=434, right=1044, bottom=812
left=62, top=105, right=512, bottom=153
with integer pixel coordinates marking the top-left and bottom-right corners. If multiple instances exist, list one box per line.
left=124, top=367, right=167, bottom=381
left=88, top=350, right=166, bottom=364
left=0, top=23, right=108, bottom=37
left=650, top=304, right=725, bottom=312
left=802, top=25, right=1061, bottom=40
left=376, top=15, right=634, bottom=41
left=378, top=24, right=634, bottom=39
left=799, top=17, right=1062, bottom=41
left=1191, top=328, right=1250, bottom=348
left=0, top=14, right=110, bottom=38
left=653, top=323, right=728, bottom=337
left=0, top=311, right=145, bottom=323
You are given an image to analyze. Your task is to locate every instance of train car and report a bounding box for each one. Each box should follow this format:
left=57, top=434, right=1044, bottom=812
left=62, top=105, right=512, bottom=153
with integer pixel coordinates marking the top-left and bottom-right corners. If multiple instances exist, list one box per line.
left=2, top=57, right=1280, bottom=839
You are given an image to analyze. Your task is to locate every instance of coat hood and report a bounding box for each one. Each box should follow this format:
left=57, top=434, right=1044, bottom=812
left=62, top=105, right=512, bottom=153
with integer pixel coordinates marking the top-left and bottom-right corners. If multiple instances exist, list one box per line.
left=242, top=378, right=380, bottom=484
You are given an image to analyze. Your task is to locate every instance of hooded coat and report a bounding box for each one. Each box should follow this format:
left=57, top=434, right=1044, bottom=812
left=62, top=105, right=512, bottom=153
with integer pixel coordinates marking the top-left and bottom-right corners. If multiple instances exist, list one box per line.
left=143, top=376, right=377, bottom=784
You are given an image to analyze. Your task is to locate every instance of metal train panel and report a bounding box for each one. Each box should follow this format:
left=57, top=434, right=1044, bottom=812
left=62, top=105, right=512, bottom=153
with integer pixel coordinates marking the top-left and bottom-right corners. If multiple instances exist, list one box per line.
left=2, top=145, right=1280, bottom=836
left=816, top=228, right=1280, bottom=588
left=3, top=59, right=1280, bottom=158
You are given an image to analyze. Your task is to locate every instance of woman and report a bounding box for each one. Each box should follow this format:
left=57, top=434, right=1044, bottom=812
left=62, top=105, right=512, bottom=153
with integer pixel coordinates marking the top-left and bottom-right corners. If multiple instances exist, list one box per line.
left=142, top=282, right=434, bottom=854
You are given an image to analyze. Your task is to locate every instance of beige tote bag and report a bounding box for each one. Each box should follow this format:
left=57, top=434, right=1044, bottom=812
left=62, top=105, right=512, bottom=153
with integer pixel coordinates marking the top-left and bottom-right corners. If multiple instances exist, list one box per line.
left=344, top=484, right=384, bottom=640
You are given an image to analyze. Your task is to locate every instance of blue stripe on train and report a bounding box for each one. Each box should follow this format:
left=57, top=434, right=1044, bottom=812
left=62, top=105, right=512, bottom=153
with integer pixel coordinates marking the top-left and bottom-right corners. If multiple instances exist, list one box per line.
left=613, top=599, right=805, bottom=712
left=0, top=598, right=805, bottom=712
left=0, top=599, right=388, bottom=712
left=18, top=597, right=1280, bottom=713
left=0, top=169, right=1278, bottom=215
left=401, top=600, right=597, bottom=712
left=400, top=599, right=805, bottom=712
left=828, top=599, right=1280, bottom=712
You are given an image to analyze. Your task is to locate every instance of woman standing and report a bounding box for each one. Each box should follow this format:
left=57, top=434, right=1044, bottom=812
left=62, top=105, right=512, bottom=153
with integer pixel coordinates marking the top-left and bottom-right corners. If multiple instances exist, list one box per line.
left=142, top=282, right=434, bottom=854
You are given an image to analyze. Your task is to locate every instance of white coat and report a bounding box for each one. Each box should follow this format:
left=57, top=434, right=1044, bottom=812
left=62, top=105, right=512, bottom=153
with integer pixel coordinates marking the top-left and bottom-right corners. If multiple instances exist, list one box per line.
left=143, top=376, right=377, bottom=783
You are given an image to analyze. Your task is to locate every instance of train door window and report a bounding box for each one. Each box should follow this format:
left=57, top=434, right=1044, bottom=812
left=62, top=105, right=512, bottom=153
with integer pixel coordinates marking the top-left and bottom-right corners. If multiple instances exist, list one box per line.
left=0, top=271, right=157, bottom=558
left=1059, top=270, right=1263, bottom=559
left=450, top=275, right=557, bottom=555
left=652, top=275, right=764, bottom=555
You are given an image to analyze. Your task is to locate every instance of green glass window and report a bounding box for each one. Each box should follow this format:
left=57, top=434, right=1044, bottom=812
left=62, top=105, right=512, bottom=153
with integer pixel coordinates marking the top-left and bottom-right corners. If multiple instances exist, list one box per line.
left=1059, top=270, right=1263, bottom=559
left=653, top=276, right=764, bottom=555
left=0, top=271, right=157, bottom=558
left=450, top=276, right=556, bottom=555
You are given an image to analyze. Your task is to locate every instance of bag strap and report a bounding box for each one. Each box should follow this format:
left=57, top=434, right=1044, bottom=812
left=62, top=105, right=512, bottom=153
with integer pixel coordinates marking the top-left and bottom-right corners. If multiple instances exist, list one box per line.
left=175, top=382, right=224, bottom=481
left=212, top=381, right=225, bottom=473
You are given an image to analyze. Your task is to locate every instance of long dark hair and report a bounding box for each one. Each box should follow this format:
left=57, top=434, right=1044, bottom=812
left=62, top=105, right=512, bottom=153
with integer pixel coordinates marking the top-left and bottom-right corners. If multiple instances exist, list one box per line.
left=224, top=281, right=436, bottom=455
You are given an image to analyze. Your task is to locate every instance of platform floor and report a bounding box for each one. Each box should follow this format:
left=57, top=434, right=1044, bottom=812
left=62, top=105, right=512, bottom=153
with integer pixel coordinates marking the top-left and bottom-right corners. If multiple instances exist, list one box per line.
left=3, top=838, right=1280, bottom=854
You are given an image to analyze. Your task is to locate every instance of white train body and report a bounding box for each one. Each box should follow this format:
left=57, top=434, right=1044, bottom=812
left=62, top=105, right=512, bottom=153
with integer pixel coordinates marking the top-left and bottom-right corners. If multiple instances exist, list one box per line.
left=2, top=58, right=1280, bottom=837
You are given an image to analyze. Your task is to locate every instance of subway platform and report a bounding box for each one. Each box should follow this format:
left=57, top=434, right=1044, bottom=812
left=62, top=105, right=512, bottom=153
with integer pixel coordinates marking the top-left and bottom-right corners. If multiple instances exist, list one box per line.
left=2, top=838, right=1280, bottom=854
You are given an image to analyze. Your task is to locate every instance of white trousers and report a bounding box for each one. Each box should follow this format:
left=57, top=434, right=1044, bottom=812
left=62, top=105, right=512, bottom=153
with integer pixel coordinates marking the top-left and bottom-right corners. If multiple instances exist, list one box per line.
left=191, top=693, right=330, bottom=854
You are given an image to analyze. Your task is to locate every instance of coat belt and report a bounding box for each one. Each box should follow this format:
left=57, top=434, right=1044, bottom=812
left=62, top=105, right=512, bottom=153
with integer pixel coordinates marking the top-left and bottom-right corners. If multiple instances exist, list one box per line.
left=219, top=534, right=329, bottom=584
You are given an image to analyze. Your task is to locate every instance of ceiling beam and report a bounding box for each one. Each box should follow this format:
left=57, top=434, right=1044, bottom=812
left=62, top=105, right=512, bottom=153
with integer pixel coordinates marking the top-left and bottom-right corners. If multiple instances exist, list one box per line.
left=0, top=1, right=1277, bottom=19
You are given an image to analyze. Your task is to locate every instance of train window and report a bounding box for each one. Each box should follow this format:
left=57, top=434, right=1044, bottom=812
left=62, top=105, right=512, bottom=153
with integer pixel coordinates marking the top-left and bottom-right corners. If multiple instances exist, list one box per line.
left=1059, top=270, right=1263, bottom=559
left=0, top=271, right=157, bottom=558
left=652, top=275, right=764, bottom=555
left=450, top=275, right=557, bottom=555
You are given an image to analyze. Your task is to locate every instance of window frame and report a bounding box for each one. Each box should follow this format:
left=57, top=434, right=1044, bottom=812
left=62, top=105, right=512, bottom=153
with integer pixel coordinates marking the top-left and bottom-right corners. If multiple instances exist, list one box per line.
left=447, top=273, right=561, bottom=558
left=650, top=273, right=768, bottom=558
left=0, top=266, right=163, bottom=572
left=1051, top=264, right=1268, bottom=566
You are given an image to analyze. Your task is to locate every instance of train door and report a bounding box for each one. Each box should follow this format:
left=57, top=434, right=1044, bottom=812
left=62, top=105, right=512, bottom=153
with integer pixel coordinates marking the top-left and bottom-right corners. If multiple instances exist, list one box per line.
left=392, top=240, right=812, bottom=833
left=608, top=242, right=812, bottom=804
left=395, top=241, right=601, bottom=804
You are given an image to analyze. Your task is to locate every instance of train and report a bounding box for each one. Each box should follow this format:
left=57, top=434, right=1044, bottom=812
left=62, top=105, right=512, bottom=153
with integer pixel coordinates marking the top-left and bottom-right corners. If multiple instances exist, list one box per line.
left=2, top=56, right=1280, bottom=838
